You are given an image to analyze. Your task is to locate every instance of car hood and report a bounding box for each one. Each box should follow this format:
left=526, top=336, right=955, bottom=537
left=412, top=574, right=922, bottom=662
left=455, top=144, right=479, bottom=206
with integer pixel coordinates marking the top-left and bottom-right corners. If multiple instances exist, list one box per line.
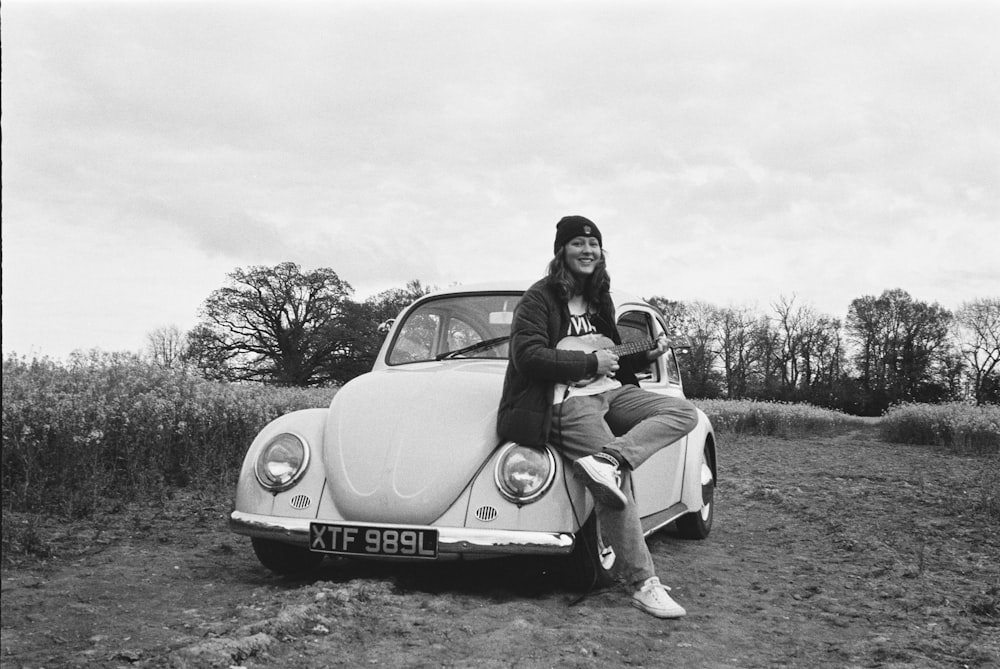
left=323, top=361, right=507, bottom=524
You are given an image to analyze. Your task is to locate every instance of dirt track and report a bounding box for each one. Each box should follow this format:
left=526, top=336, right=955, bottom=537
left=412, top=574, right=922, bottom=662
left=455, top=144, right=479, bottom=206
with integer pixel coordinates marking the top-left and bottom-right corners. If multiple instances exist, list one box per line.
left=2, top=430, right=998, bottom=668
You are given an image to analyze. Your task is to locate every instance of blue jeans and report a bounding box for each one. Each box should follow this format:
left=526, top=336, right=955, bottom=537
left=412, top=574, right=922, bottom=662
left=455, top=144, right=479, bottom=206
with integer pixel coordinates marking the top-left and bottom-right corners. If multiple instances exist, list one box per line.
left=550, top=385, right=698, bottom=585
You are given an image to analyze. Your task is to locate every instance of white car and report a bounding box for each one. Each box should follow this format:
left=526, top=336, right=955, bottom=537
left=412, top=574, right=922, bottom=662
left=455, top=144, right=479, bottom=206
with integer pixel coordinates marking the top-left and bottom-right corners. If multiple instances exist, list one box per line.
left=229, top=283, right=717, bottom=589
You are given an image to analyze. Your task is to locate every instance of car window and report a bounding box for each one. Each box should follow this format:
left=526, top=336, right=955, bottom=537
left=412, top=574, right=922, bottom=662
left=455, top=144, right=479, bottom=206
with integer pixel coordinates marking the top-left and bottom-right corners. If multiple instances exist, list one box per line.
left=445, top=317, right=479, bottom=351
left=665, top=349, right=682, bottom=385
left=617, top=310, right=659, bottom=382
left=389, top=312, right=440, bottom=363
left=386, top=293, right=519, bottom=365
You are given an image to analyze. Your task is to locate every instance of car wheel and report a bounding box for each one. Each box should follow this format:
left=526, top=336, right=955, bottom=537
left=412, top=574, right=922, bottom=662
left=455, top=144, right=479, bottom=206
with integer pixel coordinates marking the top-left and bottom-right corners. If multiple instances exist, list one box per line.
left=564, top=512, right=616, bottom=591
left=674, top=441, right=715, bottom=539
left=251, top=537, right=324, bottom=575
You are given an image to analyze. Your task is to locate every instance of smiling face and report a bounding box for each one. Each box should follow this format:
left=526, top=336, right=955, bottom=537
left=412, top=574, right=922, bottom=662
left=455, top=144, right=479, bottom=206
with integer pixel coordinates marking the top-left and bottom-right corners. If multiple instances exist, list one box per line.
left=563, top=235, right=603, bottom=277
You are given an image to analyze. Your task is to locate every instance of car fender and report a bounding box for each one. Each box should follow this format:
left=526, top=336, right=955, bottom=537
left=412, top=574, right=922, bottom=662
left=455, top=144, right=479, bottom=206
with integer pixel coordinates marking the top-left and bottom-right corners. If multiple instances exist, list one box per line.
left=462, top=444, right=591, bottom=535
left=680, top=408, right=716, bottom=512
left=233, top=408, right=329, bottom=520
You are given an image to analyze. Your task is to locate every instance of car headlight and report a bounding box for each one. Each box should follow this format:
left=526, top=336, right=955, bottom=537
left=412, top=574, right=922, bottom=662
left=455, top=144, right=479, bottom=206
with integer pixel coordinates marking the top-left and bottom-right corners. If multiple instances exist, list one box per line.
left=254, top=432, right=309, bottom=492
left=494, top=443, right=556, bottom=504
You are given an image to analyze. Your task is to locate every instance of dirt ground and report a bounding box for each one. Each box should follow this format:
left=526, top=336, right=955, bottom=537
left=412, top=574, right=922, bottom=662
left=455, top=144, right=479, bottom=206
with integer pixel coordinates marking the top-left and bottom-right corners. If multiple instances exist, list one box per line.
left=2, top=429, right=998, bottom=669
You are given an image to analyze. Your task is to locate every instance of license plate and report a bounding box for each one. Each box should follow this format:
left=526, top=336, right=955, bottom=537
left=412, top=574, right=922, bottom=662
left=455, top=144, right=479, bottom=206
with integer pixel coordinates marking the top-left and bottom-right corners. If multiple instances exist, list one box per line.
left=310, top=522, right=438, bottom=558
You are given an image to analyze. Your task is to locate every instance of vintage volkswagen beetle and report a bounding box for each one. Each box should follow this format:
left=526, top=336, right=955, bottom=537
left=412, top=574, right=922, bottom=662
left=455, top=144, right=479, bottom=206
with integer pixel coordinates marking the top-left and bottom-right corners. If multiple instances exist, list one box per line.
left=230, top=283, right=717, bottom=589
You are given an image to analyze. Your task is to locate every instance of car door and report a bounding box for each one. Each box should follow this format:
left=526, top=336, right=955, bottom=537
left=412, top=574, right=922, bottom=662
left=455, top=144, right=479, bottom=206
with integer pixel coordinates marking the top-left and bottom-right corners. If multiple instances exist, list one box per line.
left=615, top=306, right=687, bottom=518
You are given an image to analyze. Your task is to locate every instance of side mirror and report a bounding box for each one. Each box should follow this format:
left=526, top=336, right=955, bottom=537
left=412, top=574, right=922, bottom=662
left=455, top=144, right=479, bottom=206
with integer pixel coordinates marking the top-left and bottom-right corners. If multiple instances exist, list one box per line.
left=377, top=319, right=395, bottom=334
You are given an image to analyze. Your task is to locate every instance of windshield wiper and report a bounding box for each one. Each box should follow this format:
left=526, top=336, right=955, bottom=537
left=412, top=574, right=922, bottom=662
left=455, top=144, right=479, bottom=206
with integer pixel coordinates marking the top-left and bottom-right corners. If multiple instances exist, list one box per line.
left=436, top=336, right=511, bottom=360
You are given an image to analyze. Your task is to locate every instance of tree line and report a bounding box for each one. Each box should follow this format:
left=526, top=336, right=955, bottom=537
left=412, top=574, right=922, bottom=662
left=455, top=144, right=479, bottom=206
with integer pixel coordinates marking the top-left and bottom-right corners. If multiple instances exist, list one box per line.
left=149, top=262, right=999, bottom=416
left=148, top=263, right=432, bottom=386
left=649, top=289, right=999, bottom=414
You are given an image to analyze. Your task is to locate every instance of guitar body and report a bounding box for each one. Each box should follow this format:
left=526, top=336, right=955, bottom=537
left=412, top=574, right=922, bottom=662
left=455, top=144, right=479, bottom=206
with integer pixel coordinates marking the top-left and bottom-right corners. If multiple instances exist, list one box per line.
left=557, top=334, right=617, bottom=355
left=557, top=334, right=657, bottom=388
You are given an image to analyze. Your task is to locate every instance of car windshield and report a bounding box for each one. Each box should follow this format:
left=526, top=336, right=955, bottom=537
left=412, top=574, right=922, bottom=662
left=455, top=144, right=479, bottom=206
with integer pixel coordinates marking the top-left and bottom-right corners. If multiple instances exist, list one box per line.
left=386, top=292, right=521, bottom=365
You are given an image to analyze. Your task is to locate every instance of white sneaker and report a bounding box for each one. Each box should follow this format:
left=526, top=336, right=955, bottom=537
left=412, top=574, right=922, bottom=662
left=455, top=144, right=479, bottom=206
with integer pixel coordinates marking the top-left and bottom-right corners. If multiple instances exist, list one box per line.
left=573, top=453, right=627, bottom=510
left=632, top=577, right=686, bottom=619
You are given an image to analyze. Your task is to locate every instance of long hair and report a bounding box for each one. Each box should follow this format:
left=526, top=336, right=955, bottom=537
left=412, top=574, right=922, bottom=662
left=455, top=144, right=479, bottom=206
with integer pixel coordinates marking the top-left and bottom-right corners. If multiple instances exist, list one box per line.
left=545, top=246, right=611, bottom=307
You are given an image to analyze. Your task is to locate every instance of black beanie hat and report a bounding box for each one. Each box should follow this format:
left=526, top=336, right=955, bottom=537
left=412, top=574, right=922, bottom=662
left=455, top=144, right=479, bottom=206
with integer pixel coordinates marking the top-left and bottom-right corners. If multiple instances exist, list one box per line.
left=553, top=215, right=602, bottom=254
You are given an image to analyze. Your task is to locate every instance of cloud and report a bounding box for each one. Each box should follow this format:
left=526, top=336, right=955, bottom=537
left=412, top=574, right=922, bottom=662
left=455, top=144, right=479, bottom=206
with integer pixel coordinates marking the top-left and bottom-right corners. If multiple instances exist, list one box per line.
left=3, top=1, right=998, bottom=358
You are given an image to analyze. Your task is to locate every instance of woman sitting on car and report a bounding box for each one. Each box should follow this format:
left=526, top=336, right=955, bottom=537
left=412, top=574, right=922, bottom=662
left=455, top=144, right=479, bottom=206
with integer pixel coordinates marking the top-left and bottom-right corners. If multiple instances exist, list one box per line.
left=497, top=215, right=698, bottom=619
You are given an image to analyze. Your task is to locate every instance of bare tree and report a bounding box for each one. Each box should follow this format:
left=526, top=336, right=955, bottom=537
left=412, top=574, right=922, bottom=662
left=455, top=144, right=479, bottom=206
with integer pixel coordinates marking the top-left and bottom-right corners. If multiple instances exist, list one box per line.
left=680, top=301, right=724, bottom=398
left=953, top=297, right=1000, bottom=404
left=146, top=325, right=188, bottom=369
left=717, top=306, right=760, bottom=399
left=772, top=295, right=807, bottom=393
left=804, top=315, right=845, bottom=392
left=648, top=298, right=725, bottom=398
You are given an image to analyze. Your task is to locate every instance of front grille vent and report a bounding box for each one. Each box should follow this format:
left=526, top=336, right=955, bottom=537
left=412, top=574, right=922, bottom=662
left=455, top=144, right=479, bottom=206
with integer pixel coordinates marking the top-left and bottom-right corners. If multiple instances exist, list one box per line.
left=475, top=505, right=498, bottom=522
left=289, top=494, right=312, bottom=510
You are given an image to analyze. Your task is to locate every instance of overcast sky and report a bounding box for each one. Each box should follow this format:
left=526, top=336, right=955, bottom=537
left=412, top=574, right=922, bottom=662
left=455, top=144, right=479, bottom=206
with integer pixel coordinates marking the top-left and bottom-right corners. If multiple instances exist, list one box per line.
left=3, top=0, right=998, bottom=360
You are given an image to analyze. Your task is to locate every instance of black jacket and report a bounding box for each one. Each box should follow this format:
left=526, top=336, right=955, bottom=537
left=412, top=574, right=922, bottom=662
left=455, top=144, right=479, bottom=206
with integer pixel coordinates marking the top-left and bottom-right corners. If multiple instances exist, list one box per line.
left=496, top=278, right=643, bottom=446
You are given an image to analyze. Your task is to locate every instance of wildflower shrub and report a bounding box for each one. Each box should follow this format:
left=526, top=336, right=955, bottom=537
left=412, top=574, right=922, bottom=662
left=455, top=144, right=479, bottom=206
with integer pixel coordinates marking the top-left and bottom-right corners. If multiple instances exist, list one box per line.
left=692, top=399, right=869, bottom=438
left=879, top=402, right=1000, bottom=453
left=1, top=352, right=337, bottom=517
left=7, top=350, right=996, bottom=519
left=879, top=402, right=1000, bottom=521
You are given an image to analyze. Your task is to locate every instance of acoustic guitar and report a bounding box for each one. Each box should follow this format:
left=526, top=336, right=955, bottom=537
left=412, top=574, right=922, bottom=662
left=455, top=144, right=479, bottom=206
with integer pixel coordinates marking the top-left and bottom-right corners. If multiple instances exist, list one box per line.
left=556, top=334, right=660, bottom=389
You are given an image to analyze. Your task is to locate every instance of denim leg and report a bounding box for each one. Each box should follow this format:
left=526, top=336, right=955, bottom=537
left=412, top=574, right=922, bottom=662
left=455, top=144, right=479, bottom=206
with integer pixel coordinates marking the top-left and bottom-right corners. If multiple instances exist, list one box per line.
left=549, top=396, right=657, bottom=587
left=548, top=394, right=616, bottom=461
left=596, top=469, right=656, bottom=586
left=603, top=386, right=699, bottom=470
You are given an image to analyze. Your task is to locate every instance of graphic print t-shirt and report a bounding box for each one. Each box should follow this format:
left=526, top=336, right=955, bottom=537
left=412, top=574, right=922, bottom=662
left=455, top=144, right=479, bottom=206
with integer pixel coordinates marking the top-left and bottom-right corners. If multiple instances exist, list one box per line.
left=567, top=313, right=596, bottom=337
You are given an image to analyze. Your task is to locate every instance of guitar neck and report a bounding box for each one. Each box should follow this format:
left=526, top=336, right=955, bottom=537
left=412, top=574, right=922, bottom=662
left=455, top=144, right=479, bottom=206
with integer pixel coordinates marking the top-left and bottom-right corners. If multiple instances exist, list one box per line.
left=610, top=338, right=657, bottom=357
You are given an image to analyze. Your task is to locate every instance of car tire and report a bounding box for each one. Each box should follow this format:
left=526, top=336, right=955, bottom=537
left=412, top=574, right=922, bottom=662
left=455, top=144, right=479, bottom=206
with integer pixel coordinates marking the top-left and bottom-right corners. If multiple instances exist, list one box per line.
left=251, top=537, right=324, bottom=575
left=674, top=441, right=715, bottom=540
left=564, top=512, right=617, bottom=592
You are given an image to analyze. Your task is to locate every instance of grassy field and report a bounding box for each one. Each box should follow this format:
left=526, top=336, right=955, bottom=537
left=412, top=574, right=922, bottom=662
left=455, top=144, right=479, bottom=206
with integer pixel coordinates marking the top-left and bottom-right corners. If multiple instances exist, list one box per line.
left=877, top=401, right=1000, bottom=453
left=3, top=353, right=997, bottom=522
left=2, top=354, right=998, bottom=666
left=3, top=432, right=997, bottom=667
left=692, top=398, right=873, bottom=438
left=2, top=353, right=338, bottom=518
left=691, top=399, right=1000, bottom=524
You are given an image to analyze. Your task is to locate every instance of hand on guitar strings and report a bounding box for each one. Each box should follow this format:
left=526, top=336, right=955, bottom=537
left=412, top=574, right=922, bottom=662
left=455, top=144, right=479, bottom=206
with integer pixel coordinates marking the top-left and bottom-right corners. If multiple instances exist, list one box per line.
left=595, top=349, right=620, bottom=377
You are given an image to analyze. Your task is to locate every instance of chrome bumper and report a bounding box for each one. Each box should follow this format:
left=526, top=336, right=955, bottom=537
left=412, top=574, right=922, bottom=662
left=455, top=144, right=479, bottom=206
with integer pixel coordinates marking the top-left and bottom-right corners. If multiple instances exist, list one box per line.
left=229, top=511, right=576, bottom=556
